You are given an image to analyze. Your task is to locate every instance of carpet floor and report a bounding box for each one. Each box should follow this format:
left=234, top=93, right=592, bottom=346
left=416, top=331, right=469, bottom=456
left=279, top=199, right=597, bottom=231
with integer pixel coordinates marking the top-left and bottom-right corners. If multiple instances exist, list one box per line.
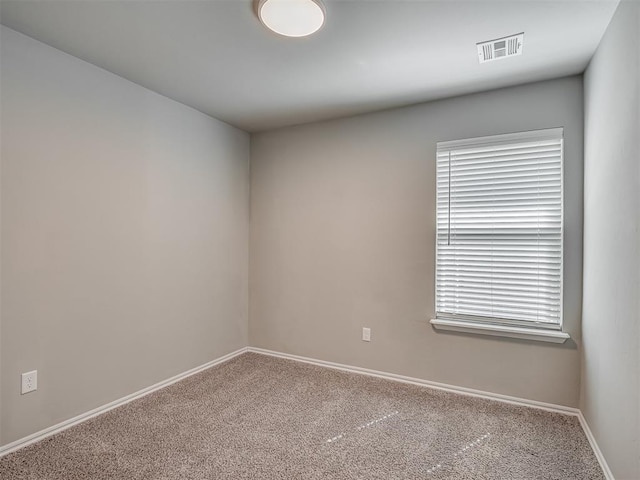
left=0, top=352, right=603, bottom=479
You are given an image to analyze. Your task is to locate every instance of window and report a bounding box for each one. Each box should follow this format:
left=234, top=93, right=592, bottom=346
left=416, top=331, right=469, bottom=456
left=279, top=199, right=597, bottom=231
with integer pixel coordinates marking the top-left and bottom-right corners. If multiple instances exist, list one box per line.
left=432, top=128, right=568, bottom=342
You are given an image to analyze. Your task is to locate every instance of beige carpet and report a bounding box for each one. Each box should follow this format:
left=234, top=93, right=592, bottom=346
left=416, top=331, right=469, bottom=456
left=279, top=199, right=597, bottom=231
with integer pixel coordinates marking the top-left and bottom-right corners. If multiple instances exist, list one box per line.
left=0, top=352, right=603, bottom=479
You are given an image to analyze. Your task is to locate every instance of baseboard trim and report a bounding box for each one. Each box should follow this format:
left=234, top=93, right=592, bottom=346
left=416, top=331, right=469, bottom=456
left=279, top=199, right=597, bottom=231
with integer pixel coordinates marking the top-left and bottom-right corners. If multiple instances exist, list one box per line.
left=248, top=347, right=615, bottom=479
left=577, top=411, right=615, bottom=480
left=1, top=345, right=614, bottom=480
left=248, top=347, right=579, bottom=415
left=0, top=347, right=248, bottom=458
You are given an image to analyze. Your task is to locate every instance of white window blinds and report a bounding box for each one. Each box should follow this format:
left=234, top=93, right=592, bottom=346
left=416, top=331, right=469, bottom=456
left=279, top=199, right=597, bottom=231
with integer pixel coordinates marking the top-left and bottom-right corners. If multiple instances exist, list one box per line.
left=436, top=128, right=563, bottom=328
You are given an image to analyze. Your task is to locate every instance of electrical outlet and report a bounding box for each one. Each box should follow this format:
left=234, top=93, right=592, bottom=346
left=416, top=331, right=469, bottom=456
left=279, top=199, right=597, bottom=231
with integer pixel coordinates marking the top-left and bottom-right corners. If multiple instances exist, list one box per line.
left=362, top=327, right=371, bottom=342
left=21, top=370, right=37, bottom=394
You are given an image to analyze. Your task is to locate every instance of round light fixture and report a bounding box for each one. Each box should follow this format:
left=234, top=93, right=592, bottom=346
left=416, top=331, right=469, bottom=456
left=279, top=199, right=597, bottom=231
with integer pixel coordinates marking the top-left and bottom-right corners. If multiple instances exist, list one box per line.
left=258, top=0, right=325, bottom=38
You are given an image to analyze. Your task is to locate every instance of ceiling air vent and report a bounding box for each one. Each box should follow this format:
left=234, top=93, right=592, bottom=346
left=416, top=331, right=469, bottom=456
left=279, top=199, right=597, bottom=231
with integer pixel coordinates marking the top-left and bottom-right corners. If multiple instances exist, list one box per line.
left=477, top=33, right=524, bottom=63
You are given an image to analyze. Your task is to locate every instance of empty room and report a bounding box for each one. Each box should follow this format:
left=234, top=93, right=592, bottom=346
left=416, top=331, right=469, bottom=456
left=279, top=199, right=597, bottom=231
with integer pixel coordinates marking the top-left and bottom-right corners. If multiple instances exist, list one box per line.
left=0, top=0, right=638, bottom=478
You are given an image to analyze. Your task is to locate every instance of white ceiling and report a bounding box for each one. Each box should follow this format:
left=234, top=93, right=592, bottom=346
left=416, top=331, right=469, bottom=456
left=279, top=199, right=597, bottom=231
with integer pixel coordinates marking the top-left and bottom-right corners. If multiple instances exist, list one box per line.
left=0, top=0, right=619, bottom=132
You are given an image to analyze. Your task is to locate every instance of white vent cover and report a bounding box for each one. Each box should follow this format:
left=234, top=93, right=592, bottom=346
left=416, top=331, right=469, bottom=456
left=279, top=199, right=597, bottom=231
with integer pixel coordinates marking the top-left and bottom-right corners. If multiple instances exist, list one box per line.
left=477, top=33, right=524, bottom=63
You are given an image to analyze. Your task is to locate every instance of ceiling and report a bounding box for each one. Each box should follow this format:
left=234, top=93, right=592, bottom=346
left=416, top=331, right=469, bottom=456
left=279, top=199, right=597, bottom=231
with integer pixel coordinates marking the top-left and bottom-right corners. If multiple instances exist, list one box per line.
left=0, top=0, right=619, bottom=132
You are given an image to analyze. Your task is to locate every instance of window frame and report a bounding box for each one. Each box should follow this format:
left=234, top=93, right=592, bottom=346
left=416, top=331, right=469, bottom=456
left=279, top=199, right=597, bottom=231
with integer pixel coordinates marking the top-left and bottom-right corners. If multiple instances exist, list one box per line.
left=432, top=128, right=567, bottom=340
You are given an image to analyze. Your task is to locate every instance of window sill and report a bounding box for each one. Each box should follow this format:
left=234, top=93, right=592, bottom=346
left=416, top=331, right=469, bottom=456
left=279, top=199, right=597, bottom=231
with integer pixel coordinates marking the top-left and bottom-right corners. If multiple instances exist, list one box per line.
left=429, top=318, right=570, bottom=344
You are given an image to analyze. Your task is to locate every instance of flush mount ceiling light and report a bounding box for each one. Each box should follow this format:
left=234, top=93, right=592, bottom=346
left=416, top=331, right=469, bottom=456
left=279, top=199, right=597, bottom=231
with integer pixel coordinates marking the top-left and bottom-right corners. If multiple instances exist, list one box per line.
left=257, top=0, right=325, bottom=38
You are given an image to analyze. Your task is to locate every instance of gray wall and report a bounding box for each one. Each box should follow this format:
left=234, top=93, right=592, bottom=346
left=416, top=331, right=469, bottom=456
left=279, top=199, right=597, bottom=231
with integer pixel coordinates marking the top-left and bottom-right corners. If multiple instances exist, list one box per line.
left=581, top=1, right=640, bottom=478
left=250, top=76, right=584, bottom=407
left=0, top=27, right=250, bottom=446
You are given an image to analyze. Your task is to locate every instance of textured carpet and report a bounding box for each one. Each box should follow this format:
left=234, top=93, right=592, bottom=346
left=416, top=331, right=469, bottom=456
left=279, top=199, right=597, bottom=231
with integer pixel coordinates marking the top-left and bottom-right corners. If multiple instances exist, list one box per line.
left=0, top=352, right=603, bottom=479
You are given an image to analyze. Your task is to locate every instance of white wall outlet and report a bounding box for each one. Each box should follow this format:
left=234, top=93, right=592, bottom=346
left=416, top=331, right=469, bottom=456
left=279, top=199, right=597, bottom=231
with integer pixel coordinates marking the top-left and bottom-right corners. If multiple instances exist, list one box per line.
left=21, top=370, right=38, bottom=394
left=362, top=327, right=371, bottom=342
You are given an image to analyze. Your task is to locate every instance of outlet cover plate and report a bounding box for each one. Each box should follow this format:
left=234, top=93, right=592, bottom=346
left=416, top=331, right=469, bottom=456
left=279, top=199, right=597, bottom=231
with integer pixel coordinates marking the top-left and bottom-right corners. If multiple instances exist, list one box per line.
left=21, top=370, right=38, bottom=394
left=362, top=327, right=371, bottom=342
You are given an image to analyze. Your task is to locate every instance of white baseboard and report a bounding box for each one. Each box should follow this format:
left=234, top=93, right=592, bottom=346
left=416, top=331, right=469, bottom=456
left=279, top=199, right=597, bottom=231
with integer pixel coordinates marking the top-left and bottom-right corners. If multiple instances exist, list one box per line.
left=1, top=345, right=614, bottom=480
left=248, top=347, right=579, bottom=415
left=0, top=347, right=248, bottom=458
left=577, top=411, right=615, bottom=480
left=248, top=347, right=614, bottom=479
